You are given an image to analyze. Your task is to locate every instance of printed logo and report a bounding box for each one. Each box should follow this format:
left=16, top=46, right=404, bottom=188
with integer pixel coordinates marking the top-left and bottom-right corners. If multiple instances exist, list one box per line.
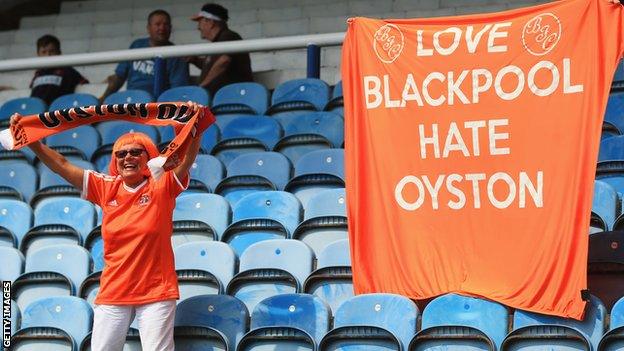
left=522, top=13, right=562, bottom=56
left=373, top=24, right=404, bottom=63
left=138, top=194, right=150, bottom=206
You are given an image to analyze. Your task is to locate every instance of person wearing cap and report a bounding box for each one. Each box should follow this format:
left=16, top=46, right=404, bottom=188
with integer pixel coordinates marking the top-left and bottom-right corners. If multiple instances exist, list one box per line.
left=190, top=3, right=253, bottom=96
left=99, top=9, right=190, bottom=102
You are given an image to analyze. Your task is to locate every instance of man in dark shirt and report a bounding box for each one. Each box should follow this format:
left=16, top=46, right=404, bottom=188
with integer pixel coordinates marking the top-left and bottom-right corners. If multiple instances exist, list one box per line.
left=190, top=3, right=253, bottom=96
left=30, top=35, right=89, bottom=105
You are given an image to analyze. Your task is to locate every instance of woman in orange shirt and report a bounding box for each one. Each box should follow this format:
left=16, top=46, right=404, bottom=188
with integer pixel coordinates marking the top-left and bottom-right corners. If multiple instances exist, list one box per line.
left=11, top=106, right=206, bottom=351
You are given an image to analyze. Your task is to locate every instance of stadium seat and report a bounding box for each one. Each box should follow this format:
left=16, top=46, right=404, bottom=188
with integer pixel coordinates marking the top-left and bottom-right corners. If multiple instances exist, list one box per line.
left=13, top=244, right=91, bottom=312
left=10, top=299, right=20, bottom=336
left=84, top=226, right=104, bottom=272
left=0, top=246, right=24, bottom=282
left=48, top=93, right=99, bottom=111
left=596, top=161, right=624, bottom=196
left=273, top=111, right=344, bottom=164
left=613, top=60, right=624, bottom=87
left=0, top=162, right=37, bottom=202
left=212, top=82, right=269, bottom=115
left=211, top=115, right=282, bottom=166
left=591, top=212, right=608, bottom=234
left=215, top=112, right=257, bottom=131
left=592, top=180, right=618, bottom=230
left=95, top=120, right=160, bottom=146
left=159, top=124, right=220, bottom=155
left=320, top=293, right=419, bottom=351
left=174, top=294, right=249, bottom=351
left=215, top=152, right=292, bottom=205
left=605, top=92, right=624, bottom=134
left=157, top=85, right=210, bottom=105
left=0, top=97, right=46, bottom=128
left=304, top=239, right=353, bottom=313
left=410, top=293, right=508, bottom=350
left=588, top=231, right=624, bottom=311
left=103, top=89, right=153, bottom=104
left=599, top=295, right=624, bottom=350
left=501, top=295, right=606, bottom=351
left=285, top=148, right=345, bottom=208
left=172, top=193, right=231, bottom=246
left=186, top=154, right=225, bottom=193
left=599, top=135, right=624, bottom=161
left=11, top=296, right=93, bottom=351
left=227, top=239, right=314, bottom=313
left=31, top=160, right=95, bottom=207
left=46, top=125, right=101, bottom=161
left=221, top=191, right=302, bottom=256
left=238, top=294, right=330, bottom=350
left=22, top=197, right=95, bottom=253
left=0, top=199, right=32, bottom=248
left=325, top=81, right=343, bottom=115
left=78, top=271, right=101, bottom=307
left=267, top=78, right=330, bottom=118
left=603, top=121, right=621, bottom=140
left=294, top=188, right=347, bottom=256
left=80, top=328, right=141, bottom=351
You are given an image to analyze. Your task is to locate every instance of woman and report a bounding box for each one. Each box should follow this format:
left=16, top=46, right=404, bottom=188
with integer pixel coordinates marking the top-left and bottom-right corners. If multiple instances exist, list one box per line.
left=11, top=110, right=205, bottom=350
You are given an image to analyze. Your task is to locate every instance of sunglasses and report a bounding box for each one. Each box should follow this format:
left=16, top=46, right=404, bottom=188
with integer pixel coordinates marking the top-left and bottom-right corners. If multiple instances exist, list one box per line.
left=114, top=148, right=146, bottom=158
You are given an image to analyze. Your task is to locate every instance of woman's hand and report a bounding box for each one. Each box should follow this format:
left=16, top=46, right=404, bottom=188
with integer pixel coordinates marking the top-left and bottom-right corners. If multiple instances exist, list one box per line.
left=9, top=113, right=22, bottom=125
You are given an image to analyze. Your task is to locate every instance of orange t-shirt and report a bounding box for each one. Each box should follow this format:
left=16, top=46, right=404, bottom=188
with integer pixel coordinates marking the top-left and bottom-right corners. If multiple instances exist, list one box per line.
left=82, top=169, right=188, bottom=305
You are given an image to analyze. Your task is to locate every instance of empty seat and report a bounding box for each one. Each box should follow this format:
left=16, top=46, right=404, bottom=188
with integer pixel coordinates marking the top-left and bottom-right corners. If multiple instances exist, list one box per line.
left=267, top=78, right=330, bottom=120
left=599, top=135, right=624, bottom=161
left=603, top=121, right=621, bottom=139
left=501, top=295, right=606, bottom=351
left=31, top=160, right=95, bottom=206
left=596, top=161, right=624, bottom=196
left=11, top=296, right=93, bottom=351
left=0, top=246, right=24, bottom=282
left=13, top=244, right=91, bottom=312
left=215, top=152, right=292, bottom=205
left=591, top=212, right=608, bottom=233
left=588, top=231, right=624, bottom=311
left=273, top=111, right=344, bottom=164
left=212, top=82, right=269, bottom=115
left=410, top=293, right=508, bottom=350
left=10, top=299, right=20, bottom=336
left=84, top=226, right=104, bottom=272
left=172, top=193, right=231, bottom=246
left=22, top=197, right=95, bottom=253
left=605, top=92, right=624, bottom=134
left=158, top=85, right=210, bottom=105
left=159, top=124, right=220, bottom=155
left=78, top=271, right=101, bottom=307
left=227, top=239, right=314, bottom=313
left=592, top=180, right=618, bottom=231
left=174, top=241, right=236, bottom=299
left=175, top=294, right=249, bottom=351
left=187, top=154, right=225, bottom=193
left=614, top=60, right=624, bottom=85
left=285, top=149, right=345, bottom=208
left=304, top=239, right=353, bottom=313
left=102, top=89, right=153, bottom=104
left=239, top=294, right=330, bottom=350
left=211, top=115, right=282, bottom=166
left=320, top=293, right=419, bottom=351
left=222, top=191, right=302, bottom=256
left=0, top=199, right=32, bottom=248
left=48, top=93, right=99, bottom=111
left=0, top=162, right=37, bottom=202
left=0, top=97, right=46, bottom=127
left=215, top=112, right=257, bottom=131
left=599, top=295, right=624, bottom=350
left=46, top=125, right=101, bottom=161
left=325, top=81, right=343, bottom=115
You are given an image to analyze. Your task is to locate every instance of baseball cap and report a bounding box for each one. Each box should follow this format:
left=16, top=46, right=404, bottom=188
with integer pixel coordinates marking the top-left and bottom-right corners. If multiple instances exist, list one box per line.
left=191, top=3, right=229, bottom=22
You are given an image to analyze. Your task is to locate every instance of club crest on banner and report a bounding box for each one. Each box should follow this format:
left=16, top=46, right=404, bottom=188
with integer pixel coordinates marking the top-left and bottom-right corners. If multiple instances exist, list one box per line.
left=373, top=24, right=404, bottom=63
left=522, top=13, right=562, bottom=56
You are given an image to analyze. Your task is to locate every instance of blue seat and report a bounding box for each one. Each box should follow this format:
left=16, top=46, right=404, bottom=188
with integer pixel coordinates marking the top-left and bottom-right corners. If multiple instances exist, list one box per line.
left=325, top=81, right=343, bottom=115
left=226, top=239, right=314, bottom=313
left=215, top=112, right=257, bottom=131
left=593, top=180, right=618, bottom=231
left=158, top=85, right=210, bottom=105
left=588, top=231, right=624, bottom=311
left=215, top=152, right=292, bottom=206
left=11, top=296, right=92, bottom=351
left=159, top=124, right=220, bottom=155
left=596, top=161, right=624, bottom=196
left=174, top=295, right=249, bottom=351
left=304, top=239, right=353, bottom=314
left=13, top=244, right=91, bottom=312
left=273, top=111, right=344, bottom=164
left=0, top=246, right=24, bottom=282
left=599, top=135, right=624, bottom=162
left=174, top=241, right=236, bottom=299
left=599, top=295, right=624, bottom=350
left=501, top=295, right=606, bottom=351
left=605, top=92, right=624, bottom=134
left=212, top=82, right=269, bottom=115
left=211, top=115, right=282, bottom=166
left=603, top=121, right=621, bottom=140
left=285, top=149, right=345, bottom=208
left=410, top=294, right=508, bottom=350
left=267, top=78, right=330, bottom=117
left=10, top=299, right=20, bottom=335
left=78, top=271, right=101, bottom=307
left=49, top=93, right=99, bottom=111
left=294, top=188, right=347, bottom=256
left=0, top=97, right=46, bottom=127
left=239, top=294, right=330, bottom=350
left=613, top=60, right=624, bottom=86
left=320, top=293, right=419, bottom=351
left=103, top=89, right=153, bottom=104
left=0, top=162, right=37, bottom=202
left=84, top=226, right=104, bottom=272
left=172, top=193, right=231, bottom=246
left=23, top=197, right=95, bottom=254
left=222, top=191, right=302, bottom=256
left=31, top=160, right=95, bottom=207
left=0, top=199, right=32, bottom=248
left=46, top=125, right=101, bottom=161
left=185, top=154, right=225, bottom=193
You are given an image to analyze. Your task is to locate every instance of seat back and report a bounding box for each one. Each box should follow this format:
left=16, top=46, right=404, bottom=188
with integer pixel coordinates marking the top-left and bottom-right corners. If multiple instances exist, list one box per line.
left=103, top=89, right=153, bottom=104
left=173, top=193, right=231, bottom=241
left=158, top=85, right=210, bottom=105
left=33, top=197, right=95, bottom=242
left=46, top=125, right=101, bottom=160
left=49, top=93, right=99, bottom=111
left=174, top=241, right=237, bottom=287
left=231, top=191, right=302, bottom=235
left=0, top=199, right=32, bottom=247
left=0, top=97, right=46, bottom=123
left=221, top=115, right=282, bottom=149
left=212, top=82, right=268, bottom=115
left=0, top=246, right=24, bottom=282
left=0, top=162, right=37, bottom=202
left=270, top=78, right=330, bottom=113
left=226, top=152, right=292, bottom=190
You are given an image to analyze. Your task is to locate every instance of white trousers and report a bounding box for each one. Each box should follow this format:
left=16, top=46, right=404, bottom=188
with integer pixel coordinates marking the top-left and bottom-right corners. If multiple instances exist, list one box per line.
left=91, top=300, right=176, bottom=351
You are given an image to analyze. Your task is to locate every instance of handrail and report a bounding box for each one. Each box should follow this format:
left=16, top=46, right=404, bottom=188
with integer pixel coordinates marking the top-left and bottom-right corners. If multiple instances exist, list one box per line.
left=0, top=32, right=345, bottom=72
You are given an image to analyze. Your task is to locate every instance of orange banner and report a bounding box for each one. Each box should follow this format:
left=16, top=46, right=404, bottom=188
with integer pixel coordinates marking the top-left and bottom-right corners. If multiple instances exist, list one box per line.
left=342, top=0, right=624, bottom=319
